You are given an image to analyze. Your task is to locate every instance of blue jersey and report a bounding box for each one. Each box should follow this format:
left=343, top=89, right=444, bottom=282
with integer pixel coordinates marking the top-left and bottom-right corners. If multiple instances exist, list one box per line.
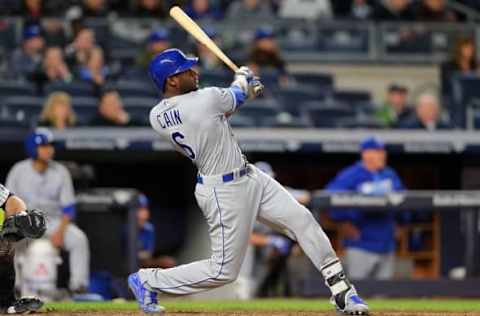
left=138, top=222, right=156, bottom=254
left=326, top=161, right=407, bottom=254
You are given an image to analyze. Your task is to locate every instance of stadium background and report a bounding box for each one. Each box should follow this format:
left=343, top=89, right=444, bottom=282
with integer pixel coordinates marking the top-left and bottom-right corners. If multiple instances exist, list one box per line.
left=0, top=0, right=480, bottom=312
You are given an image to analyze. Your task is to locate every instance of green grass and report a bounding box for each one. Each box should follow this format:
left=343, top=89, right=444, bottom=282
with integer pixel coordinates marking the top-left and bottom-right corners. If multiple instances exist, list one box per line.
left=45, top=299, right=480, bottom=313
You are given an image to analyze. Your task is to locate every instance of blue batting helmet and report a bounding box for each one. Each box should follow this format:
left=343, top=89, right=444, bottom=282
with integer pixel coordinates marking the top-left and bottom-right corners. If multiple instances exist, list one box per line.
left=149, top=48, right=198, bottom=93
left=25, top=128, right=54, bottom=159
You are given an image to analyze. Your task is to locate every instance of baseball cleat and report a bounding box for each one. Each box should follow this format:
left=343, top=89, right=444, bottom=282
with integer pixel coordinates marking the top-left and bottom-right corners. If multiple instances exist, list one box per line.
left=128, top=272, right=165, bottom=314
left=5, top=297, right=43, bottom=314
left=332, top=286, right=369, bottom=315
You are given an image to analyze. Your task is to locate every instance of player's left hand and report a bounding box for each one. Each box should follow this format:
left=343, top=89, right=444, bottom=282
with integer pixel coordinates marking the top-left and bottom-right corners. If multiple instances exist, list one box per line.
left=50, top=229, right=64, bottom=248
left=249, top=77, right=264, bottom=99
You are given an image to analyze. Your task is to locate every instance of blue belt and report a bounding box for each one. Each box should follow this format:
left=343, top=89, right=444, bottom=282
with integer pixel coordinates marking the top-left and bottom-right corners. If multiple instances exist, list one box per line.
left=197, top=167, right=248, bottom=184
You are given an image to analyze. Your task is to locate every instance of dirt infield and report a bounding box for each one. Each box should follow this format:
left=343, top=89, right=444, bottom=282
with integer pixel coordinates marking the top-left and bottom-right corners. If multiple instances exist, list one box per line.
left=34, top=312, right=480, bottom=316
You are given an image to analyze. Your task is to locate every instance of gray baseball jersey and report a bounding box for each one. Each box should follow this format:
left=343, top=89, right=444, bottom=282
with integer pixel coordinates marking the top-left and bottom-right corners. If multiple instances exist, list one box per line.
left=5, top=159, right=75, bottom=220
left=149, top=87, right=244, bottom=176
left=140, top=85, right=341, bottom=296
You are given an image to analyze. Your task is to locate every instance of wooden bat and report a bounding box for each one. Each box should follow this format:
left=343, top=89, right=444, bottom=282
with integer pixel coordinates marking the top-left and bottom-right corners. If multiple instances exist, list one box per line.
left=169, top=6, right=239, bottom=72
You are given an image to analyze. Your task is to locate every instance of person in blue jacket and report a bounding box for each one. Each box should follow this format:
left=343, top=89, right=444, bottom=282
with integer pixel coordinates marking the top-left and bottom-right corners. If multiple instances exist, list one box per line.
left=326, top=136, right=408, bottom=280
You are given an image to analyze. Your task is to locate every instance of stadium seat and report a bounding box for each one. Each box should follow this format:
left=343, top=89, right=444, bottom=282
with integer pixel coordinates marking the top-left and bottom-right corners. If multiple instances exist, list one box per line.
left=292, top=73, right=334, bottom=90
left=71, top=97, right=98, bottom=126
left=44, top=81, right=95, bottom=97
left=115, top=80, right=158, bottom=98
left=452, top=76, right=480, bottom=129
left=3, top=96, right=44, bottom=127
left=301, top=101, right=355, bottom=128
left=276, top=86, right=329, bottom=116
left=0, top=80, right=34, bottom=97
left=333, top=90, right=371, bottom=106
left=122, top=97, right=158, bottom=108
left=200, top=71, right=230, bottom=88
left=236, top=100, right=281, bottom=127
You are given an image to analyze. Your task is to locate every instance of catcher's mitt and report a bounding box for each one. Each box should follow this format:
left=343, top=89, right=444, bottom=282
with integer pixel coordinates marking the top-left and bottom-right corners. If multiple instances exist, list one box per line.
left=0, top=209, right=46, bottom=242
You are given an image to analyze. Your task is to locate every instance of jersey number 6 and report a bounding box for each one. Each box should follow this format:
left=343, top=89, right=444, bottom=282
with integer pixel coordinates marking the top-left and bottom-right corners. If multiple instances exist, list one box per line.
left=171, top=132, right=196, bottom=160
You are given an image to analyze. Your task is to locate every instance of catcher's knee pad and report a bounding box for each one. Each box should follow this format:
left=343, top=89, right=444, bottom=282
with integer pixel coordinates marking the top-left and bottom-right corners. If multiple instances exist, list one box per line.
left=0, top=240, right=16, bottom=308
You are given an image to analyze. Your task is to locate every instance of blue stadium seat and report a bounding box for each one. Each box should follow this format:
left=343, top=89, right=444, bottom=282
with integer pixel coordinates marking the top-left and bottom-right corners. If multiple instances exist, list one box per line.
left=115, top=80, right=157, bottom=98
left=0, top=81, right=34, bottom=97
left=276, top=86, right=328, bottom=116
left=71, top=97, right=98, bottom=125
left=236, top=100, right=281, bottom=127
left=123, top=97, right=158, bottom=108
left=333, top=90, right=371, bottom=106
left=45, top=81, right=95, bottom=97
left=301, top=101, right=355, bottom=128
left=123, top=105, right=151, bottom=126
left=292, top=73, right=334, bottom=90
left=452, top=76, right=480, bottom=128
left=200, top=71, right=230, bottom=88
left=3, top=96, right=44, bottom=127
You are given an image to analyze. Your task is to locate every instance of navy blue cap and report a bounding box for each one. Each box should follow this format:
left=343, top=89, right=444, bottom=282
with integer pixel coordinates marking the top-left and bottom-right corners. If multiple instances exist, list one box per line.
left=148, top=28, right=170, bottom=43
left=255, top=26, right=275, bottom=40
left=138, top=194, right=149, bottom=208
left=360, top=136, right=385, bottom=151
left=23, top=24, right=42, bottom=41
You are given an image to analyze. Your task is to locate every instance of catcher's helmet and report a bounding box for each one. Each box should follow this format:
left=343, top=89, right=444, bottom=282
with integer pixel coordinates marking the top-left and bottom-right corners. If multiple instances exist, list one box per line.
left=149, top=48, right=198, bottom=93
left=25, top=128, right=54, bottom=159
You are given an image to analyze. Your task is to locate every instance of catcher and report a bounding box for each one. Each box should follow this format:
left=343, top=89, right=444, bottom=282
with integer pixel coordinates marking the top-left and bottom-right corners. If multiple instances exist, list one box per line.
left=0, top=183, right=46, bottom=314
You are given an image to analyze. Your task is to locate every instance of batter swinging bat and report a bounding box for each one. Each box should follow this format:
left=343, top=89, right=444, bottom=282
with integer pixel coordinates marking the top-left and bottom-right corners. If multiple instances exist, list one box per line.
left=169, top=6, right=239, bottom=72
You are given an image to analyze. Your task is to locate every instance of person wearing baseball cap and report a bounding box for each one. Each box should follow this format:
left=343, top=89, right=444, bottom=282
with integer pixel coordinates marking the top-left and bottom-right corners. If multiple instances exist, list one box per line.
left=136, top=28, right=171, bottom=68
left=9, top=24, right=45, bottom=80
left=325, top=136, right=409, bottom=280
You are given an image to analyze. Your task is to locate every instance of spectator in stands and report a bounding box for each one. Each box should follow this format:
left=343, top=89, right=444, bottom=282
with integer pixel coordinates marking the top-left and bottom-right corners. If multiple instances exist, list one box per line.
left=38, top=92, right=77, bottom=129
left=185, top=0, right=222, bottom=20
left=248, top=27, right=288, bottom=86
left=42, top=18, right=67, bottom=47
left=374, top=0, right=415, bottom=21
left=32, top=46, right=72, bottom=89
left=375, top=83, right=413, bottom=127
left=440, top=36, right=478, bottom=97
left=6, top=128, right=90, bottom=292
left=415, top=0, right=457, bottom=22
left=350, top=0, right=373, bottom=20
left=21, top=0, right=43, bottom=23
left=278, top=0, right=332, bottom=19
left=227, top=0, right=273, bottom=20
left=91, top=89, right=141, bottom=126
left=81, top=0, right=109, bottom=17
left=134, top=0, right=167, bottom=18
left=326, top=136, right=408, bottom=280
left=194, top=27, right=225, bottom=72
left=136, top=28, right=171, bottom=68
left=9, top=24, right=45, bottom=80
left=77, top=46, right=109, bottom=87
left=65, top=27, right=96, bottom=69
left=398, top=93, right=450, bottom=130
left=135, top=194, right=176, bottom=269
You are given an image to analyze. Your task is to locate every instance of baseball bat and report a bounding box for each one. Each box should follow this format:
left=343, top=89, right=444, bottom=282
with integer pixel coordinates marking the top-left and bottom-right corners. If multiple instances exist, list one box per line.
left=169, top=6, right=239, bottom=72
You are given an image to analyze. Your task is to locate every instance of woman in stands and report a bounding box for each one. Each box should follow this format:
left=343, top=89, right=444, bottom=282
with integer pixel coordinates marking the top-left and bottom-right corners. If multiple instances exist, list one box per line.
left=38, top=91, right=77, bottom=129
left=440, top=36, right=478, bottom=96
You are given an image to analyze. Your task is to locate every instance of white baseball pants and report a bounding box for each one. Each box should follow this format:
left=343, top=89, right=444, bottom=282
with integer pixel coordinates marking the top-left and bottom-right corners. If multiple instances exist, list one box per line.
left=139, top=165, right=337, bottom=295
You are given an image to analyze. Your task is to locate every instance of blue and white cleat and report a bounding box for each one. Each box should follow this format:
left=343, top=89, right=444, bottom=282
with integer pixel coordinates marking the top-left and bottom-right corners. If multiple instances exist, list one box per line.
left=332, top=286, right=369, bottom=315
left=128, top=272, right=165, bottom=314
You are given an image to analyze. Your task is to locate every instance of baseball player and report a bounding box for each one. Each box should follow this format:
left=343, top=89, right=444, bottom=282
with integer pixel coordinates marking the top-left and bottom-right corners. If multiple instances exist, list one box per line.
left=6, top=128, right=90, bottom=293
left=0, top=183, right=46, bottom=314
left=128, top=48, right=369, bottom=315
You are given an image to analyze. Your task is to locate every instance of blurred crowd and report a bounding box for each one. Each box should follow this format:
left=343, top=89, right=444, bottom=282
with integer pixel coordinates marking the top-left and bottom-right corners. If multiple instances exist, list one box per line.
left=1, top=0, right=479, bottom=22
left=0, top=0, right=479, bottom=130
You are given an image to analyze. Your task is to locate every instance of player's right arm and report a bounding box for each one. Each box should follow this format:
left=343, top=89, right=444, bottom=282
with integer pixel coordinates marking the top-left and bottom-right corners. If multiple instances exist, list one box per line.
left=208, top=66, right=264, bottom=116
